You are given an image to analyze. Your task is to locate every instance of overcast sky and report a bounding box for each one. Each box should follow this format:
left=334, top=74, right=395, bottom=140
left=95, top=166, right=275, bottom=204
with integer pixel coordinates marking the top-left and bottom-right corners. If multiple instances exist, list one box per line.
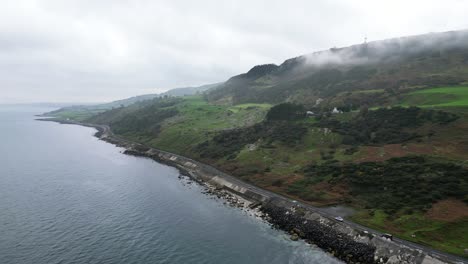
left=1, top=0, right=467, bottom=103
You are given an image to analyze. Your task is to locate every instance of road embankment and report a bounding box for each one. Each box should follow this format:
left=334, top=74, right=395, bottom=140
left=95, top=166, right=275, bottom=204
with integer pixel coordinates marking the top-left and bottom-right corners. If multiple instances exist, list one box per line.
left=39, top=118, right=466, bottom=264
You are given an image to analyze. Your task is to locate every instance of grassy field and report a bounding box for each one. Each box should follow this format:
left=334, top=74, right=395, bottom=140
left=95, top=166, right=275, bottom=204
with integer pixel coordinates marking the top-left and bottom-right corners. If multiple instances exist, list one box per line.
left=402, top=86, right=468, bottom=107
left=46, top=104, right=113, bottom=122
left=47, top=108, right=105, bottom=122
left=351, top=208, right=468, bottom=257
left=148, top=97, right=272, bottom=154
left=228, top=103, right=271, bottom=113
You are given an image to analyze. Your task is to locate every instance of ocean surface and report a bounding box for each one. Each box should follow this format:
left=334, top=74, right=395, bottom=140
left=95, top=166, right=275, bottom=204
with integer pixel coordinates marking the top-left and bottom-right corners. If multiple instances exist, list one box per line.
left=0, top=105, right=341, bottom=264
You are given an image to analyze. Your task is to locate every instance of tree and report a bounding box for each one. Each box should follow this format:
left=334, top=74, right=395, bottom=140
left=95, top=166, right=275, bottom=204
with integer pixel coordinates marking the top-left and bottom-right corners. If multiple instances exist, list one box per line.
left=266, top=103, right=305, bottom=121
left=359, top=105, right=369, bottom=117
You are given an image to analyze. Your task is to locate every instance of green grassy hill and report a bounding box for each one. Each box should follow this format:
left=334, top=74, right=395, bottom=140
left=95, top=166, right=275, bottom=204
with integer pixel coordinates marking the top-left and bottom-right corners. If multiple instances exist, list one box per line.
left=48, top=29, right=468, bottom=257
left=47, top=82, right=221, bottom=121
left=402, top=86, right=468, bottom=107
left=77, top=91, right=468, bottom=256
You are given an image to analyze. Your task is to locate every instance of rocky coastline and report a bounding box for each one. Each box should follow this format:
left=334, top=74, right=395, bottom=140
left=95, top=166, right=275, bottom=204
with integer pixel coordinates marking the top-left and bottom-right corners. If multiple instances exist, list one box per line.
left=124, top=148, right=377, bottom=263
left=39, top=118, right=465, bottom=264
left=261, top=200, right=376, bottom=263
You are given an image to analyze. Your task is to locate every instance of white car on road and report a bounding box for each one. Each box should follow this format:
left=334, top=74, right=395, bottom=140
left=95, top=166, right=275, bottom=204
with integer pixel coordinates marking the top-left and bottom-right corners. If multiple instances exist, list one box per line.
left=334, top=216, right=344, bottom=222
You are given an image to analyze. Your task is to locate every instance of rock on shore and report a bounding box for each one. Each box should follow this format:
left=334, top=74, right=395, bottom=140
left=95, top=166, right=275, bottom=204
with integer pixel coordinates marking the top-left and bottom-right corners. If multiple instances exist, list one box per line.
left=261, top=200, right=376, bottom=264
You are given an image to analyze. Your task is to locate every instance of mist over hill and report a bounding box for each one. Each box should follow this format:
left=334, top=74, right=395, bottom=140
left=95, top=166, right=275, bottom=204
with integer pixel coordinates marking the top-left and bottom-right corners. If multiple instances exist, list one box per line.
left=206, top=30, right=468, bottom=105
left=46, top=29, right=468, bottom=257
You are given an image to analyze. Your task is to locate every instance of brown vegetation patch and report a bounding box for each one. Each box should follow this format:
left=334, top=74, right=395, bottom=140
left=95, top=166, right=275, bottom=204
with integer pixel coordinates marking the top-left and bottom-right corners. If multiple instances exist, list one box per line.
left=427, top=117, right=468, bottom=159
left=453, top=140, right=468, bottom=156
left=431, top=139, right=468, bottom=160
left=356, top=143, right=436, bottom=163
left=382, top=222, right=404, bottom=234
left=356, top=146, right=387, bottom=162
left=260, top=173, right=304, bottom=192
left=426, top=199, right=468, bottom=222
left=283, top=174, right=304, bottom=185
left=310, top=182, right=348, bottom=205
left=312, top=181, right=348, bottom=195
left=403, top=143, right=435, bottom=154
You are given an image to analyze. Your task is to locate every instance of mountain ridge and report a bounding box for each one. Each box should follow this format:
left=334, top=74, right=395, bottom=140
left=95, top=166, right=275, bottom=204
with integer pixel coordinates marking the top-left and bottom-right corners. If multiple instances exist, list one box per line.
left=206, top=29, right=468, bottom=105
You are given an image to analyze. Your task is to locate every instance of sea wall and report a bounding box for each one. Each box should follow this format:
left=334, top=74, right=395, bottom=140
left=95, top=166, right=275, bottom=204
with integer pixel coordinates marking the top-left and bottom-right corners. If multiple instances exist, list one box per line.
left=41, top=119, right=461, bottom=264
left=108, top=138, right=456, bottom=264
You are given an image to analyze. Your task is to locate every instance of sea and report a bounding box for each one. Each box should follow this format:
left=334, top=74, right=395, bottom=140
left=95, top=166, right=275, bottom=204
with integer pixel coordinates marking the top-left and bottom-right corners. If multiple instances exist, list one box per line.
left=0, top=105, right=341, bottom=264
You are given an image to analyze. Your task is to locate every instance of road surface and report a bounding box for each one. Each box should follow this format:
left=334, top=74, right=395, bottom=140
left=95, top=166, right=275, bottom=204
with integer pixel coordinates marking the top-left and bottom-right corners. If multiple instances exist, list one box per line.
left=70, top=122, right=468, bottom=264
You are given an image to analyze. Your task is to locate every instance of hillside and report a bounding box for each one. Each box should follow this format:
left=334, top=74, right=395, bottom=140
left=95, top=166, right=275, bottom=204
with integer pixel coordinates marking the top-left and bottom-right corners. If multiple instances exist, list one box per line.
left=50, top=30, right=468, bottom=257
left=206, top=30, right=468, bottom=107
left=160, top=83, right=221, bottom=97
left=47, top=82, right=221, bottom=121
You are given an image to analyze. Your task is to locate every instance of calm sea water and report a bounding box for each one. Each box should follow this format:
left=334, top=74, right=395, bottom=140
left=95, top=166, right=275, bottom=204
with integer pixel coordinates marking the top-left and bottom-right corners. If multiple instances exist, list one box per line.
left=0, top=106, right=341, bottom=264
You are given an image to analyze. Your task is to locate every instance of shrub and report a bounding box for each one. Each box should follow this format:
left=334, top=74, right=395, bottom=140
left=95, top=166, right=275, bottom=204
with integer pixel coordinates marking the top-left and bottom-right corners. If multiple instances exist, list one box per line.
left=317, top=107, right=458, bottom=145
left=300, top=156, right=468, bottom=211
left=266, top=103, right=305, bottom=121
left=272, top=179, right=284, bottom=187
left=196, top=121, right=307, bottom=159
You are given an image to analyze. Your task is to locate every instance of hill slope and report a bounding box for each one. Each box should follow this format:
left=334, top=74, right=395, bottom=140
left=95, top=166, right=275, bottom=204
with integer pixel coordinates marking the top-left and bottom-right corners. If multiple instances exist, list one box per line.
left=206, top=30, right=468, bottom=106
left=51, top=29, right=468, bottom=257
left=47, top=82, right=221, bottom=121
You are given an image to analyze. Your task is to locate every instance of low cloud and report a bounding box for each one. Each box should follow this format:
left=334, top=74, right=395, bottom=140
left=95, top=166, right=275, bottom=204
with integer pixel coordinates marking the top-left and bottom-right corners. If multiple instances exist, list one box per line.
left=303, top=30, right=468, bottom=67
left=1, top=0, right=467, bottom=103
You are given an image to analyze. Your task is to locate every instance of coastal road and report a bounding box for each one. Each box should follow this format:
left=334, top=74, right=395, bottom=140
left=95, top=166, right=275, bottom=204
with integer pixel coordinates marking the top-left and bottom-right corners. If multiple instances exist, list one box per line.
left=74, top=122, right=468, bottom=264
left=192, top=165, right=468, bottom=263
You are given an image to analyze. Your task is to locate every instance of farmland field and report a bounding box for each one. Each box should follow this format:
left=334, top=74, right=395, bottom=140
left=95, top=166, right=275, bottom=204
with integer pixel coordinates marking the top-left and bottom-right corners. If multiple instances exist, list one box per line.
left=402, top=86, right=468, bottom=107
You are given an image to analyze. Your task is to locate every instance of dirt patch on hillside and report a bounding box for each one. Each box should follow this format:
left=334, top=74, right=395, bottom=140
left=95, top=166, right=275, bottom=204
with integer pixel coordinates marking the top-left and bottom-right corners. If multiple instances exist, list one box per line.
left=262, top=173, right=303, bottom=192
left=356, top=143, right=436, bottom=163
left=310, top=182, right=348, bottom=205
left=426, top=199, right=468, bottom=222
left=431, top=139, right=468, bottom=160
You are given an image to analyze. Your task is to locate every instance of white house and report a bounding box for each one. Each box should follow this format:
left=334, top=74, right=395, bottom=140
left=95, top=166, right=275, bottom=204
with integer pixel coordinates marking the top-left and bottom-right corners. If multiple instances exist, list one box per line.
left=332, top=107, right=342, bottom=114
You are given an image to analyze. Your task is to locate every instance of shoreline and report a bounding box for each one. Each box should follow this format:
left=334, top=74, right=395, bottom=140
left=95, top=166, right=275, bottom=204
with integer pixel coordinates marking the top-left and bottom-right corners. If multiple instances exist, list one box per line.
left=39, top=117, right=467, bottom=264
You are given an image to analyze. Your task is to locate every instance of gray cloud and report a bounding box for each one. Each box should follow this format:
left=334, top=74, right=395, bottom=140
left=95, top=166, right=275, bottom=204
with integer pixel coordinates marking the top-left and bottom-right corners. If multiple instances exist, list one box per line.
left=301, top=30, right=468, bottom=67
left=1, top=0, right=468, bottom=103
